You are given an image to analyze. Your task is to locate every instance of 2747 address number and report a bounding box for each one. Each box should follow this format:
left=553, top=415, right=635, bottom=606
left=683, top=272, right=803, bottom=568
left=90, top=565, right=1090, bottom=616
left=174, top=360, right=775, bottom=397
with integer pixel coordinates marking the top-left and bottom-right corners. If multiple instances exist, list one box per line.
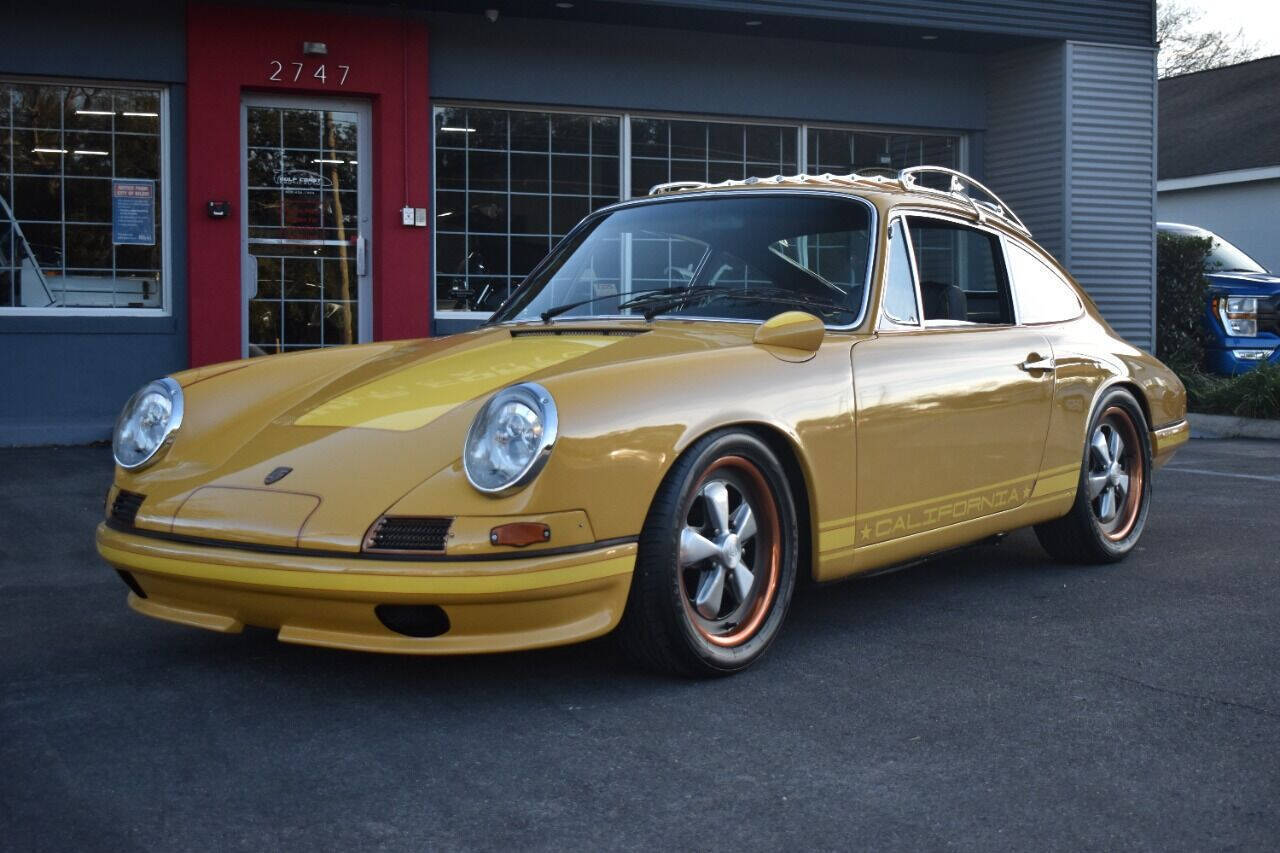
left=268, top=61, right=351, bottom=86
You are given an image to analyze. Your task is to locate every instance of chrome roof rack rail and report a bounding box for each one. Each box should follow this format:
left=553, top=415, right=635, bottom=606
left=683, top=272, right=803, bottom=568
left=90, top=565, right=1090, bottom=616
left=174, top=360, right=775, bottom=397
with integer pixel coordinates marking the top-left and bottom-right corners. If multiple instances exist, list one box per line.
left=648, top=167, right=1030, bottom=237
left=649, top=171, right=896, bottom=196
left=648, top=180, right=709, bottom=196
left=897, top=166, right=1031, bottom=236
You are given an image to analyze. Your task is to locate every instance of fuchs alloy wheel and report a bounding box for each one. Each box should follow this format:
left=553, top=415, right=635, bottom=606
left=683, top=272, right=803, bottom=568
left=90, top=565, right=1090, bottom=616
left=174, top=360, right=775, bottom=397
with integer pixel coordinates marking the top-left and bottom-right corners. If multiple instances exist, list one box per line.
left=1034, top=387, right=1152, bottom=564
left=617, top=430, right=799, bottom=677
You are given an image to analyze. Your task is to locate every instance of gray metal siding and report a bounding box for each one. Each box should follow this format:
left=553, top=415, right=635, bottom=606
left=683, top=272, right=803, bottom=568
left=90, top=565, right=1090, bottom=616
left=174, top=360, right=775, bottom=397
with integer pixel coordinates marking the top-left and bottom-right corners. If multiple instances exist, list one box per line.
left=1066, top=43, right=1157, bottom=351
left=984, top=44, right=1067, bottom=261
left=601, top=1, right=1154, bottom=46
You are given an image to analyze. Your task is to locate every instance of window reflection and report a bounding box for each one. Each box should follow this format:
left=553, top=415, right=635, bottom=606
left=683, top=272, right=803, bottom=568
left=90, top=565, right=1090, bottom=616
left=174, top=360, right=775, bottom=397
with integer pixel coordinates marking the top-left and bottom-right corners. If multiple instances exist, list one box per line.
left=1, top=80, right=164, bottom=309
left=434, top=106, right=621, bottom=313
left=245, top=105, right=360, bottom=356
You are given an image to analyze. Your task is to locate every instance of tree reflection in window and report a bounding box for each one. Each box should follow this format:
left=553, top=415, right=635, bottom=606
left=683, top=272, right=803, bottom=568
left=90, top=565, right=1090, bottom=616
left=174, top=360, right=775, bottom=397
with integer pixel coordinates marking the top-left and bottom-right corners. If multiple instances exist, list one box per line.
left=0, top=80, right=164, bottom=309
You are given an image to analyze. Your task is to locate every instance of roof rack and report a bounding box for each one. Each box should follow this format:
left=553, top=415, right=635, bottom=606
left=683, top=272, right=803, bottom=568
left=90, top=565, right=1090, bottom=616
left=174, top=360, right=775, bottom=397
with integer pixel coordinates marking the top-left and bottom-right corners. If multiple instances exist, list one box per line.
left=896, top=166, right=1030, bottom=236
left=648, top=166, right=1032, bottom=237
left=649, top=171, right=896, bottom=198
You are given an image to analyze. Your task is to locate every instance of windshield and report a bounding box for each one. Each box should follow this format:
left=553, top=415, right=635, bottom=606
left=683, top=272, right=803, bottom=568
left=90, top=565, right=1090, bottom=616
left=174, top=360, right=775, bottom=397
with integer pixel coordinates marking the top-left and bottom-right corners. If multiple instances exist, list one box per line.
left=491, top=194, right=873, bottom=326
left=1206, top=235, right=1267, bottom=274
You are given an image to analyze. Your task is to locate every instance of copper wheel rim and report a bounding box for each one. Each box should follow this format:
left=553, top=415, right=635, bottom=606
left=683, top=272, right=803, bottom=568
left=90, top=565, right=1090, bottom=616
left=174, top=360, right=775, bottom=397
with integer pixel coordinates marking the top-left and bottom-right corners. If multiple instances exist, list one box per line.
left=677, top=456, right=782, bottom=648
left=1087, top=406, right=1145, bottom=541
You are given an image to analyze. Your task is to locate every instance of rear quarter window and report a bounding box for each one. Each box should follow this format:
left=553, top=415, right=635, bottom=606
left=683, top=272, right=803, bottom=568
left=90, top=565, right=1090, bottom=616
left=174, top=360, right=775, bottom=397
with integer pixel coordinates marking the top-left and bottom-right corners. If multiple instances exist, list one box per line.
left=1007, top=241, right=1083, bottom=324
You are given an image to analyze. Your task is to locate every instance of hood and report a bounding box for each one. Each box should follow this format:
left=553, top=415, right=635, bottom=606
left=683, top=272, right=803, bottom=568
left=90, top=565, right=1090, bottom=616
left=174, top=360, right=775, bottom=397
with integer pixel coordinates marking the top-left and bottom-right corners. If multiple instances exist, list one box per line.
left=121, top=321, right=758, bottom=550
left=1205, top=271, right=1280, bottom=296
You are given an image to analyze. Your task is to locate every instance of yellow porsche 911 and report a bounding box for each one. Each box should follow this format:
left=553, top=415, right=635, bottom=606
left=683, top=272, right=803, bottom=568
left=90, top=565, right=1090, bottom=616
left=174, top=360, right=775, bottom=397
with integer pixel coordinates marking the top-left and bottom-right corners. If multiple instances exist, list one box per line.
left=97, top=167, right=1189, bottom=676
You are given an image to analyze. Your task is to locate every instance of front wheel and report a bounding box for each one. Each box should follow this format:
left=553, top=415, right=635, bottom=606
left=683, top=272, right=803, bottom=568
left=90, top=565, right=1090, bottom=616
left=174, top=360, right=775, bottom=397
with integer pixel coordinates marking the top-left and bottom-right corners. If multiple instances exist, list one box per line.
left=617, top=430, right=799, bottom=677
left=1035, top=387, right=1151, bottom=564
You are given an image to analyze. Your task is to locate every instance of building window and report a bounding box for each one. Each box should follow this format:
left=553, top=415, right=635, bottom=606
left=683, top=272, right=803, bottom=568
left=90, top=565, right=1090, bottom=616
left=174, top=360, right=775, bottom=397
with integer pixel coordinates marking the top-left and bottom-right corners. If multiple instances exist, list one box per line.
left=431, top=104, right=964, bottom=320
left=806, top=127, right=959, bottom=174
left=434, top=106, right=621, bottom=315
left=0, top=79, right=167, bottom=313
left=629, top=117, right=798, bottom=197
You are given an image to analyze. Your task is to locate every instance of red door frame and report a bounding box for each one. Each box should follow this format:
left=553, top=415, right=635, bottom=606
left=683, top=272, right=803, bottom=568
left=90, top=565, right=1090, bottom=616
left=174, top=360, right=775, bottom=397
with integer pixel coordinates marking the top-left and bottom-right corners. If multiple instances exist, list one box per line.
left=186, top=2, right=430, bottom=367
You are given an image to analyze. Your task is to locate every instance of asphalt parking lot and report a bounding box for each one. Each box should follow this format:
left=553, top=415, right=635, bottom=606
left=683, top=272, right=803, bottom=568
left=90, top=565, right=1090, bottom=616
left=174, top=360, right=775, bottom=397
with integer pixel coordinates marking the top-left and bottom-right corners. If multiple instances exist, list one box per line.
left=3, top=439, right=1278, bottom=851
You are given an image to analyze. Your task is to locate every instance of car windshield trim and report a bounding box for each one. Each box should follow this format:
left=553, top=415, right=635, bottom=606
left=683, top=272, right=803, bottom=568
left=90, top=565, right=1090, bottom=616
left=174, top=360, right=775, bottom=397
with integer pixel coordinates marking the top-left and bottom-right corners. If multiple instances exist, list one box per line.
left=487, top=190, right=879, bottom=332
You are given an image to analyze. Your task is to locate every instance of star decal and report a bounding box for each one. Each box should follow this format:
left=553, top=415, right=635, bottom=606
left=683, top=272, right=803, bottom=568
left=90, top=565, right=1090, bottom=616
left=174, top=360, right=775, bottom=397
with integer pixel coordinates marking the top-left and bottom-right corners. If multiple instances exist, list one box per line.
left=860, top=524, right=872, bottom=541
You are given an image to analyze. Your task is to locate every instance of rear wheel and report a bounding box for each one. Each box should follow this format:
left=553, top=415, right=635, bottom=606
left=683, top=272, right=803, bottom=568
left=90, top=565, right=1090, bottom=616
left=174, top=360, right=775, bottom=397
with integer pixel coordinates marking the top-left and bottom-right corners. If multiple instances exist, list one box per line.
left=617, top=430, right=798, bottom=677
left=1035, top=387, right=1151, bottom=564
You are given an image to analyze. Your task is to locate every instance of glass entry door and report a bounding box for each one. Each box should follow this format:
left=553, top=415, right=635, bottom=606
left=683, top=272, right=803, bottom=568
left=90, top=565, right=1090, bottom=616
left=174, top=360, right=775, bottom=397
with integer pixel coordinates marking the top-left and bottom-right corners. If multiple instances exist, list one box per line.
left=241, top=96, right=371, bottom=357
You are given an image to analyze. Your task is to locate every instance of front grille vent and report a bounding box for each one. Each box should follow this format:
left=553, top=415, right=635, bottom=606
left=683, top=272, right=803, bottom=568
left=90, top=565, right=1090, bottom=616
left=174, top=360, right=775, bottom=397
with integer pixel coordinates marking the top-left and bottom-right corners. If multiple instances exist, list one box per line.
left=364, top=516, right=452, bottom=553
left=510, top=328, right=648, bottom=338
left=110, top=490, right=145, bottom=527
left=1258, top=295, right=1279, bottom=336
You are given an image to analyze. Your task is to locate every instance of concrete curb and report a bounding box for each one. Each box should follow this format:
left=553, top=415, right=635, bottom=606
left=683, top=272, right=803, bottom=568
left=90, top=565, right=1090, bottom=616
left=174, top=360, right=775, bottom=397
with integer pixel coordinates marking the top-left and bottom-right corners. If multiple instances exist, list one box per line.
left=1189, top=413, right=1280, bottom=440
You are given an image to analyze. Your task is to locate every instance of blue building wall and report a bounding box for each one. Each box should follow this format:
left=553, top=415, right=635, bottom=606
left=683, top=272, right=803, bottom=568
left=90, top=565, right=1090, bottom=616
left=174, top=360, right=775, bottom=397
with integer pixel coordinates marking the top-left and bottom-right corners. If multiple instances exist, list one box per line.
left=0, top=1, right=188, bottom=445
left=426, top=12, right=988, bottom=130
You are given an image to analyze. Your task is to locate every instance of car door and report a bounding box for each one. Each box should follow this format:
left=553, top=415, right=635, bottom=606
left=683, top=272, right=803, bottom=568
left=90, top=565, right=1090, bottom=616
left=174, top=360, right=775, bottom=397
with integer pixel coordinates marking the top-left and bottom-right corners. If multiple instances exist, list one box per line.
left=850, top=213, right=1055, bottom=549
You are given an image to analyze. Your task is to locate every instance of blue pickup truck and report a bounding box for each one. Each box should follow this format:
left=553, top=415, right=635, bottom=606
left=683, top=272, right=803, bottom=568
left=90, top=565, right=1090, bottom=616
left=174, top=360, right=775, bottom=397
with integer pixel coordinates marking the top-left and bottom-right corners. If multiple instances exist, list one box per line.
left=1158, top=222, right=1280, bottom=375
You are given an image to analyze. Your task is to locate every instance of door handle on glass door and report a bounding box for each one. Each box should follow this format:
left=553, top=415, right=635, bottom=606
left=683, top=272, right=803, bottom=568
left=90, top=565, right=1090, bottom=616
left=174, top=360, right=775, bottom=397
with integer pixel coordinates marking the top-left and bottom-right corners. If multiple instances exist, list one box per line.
left=1019, top=353, right=1055, bottom=373
left=356, top=235, right=367, bottom=277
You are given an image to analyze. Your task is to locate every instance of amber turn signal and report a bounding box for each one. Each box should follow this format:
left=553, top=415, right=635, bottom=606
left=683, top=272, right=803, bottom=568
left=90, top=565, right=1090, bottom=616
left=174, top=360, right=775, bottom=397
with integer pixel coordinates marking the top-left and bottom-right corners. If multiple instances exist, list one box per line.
left=489, top=522, right=551, bottom=547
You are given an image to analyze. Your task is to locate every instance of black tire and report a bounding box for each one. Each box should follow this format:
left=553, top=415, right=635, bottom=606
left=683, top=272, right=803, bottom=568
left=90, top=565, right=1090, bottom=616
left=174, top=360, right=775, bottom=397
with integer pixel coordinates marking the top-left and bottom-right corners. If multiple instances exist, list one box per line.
left=616, top=430, right=800, bottom=677
left=1034, top=387, right=1152, bottom=564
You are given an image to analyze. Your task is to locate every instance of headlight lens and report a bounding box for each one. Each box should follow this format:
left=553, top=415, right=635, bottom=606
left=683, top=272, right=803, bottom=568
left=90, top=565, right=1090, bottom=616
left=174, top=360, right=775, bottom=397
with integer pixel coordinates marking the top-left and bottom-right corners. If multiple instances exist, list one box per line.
left=112, top=378, right=184, bottom=470
left=463, top=382, right=558, bottom=494
left=1216, top=295, right=1258, bottom=337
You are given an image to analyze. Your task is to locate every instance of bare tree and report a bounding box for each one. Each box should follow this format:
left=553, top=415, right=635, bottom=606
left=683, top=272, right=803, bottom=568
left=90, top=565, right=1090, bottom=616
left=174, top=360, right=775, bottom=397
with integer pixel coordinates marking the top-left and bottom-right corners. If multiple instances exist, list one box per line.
left=1158, top=0, right=1260, bottom=77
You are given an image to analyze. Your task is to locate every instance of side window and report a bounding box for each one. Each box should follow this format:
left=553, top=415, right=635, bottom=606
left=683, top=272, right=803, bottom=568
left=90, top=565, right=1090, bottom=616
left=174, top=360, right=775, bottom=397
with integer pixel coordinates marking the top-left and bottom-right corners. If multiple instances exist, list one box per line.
left=907, top=217, right=1013, bottom=324
left=881, top=219, right=919, bottom=325
left=1006, top=241, right=1083, bottom=324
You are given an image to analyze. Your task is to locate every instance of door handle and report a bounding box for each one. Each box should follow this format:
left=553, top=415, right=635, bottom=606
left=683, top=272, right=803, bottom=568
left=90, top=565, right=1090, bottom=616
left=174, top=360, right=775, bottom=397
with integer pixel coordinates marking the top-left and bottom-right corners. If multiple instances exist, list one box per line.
left=1019, top=353, right=1055, bottom=373
left=356, top=235, right=368, bottom=277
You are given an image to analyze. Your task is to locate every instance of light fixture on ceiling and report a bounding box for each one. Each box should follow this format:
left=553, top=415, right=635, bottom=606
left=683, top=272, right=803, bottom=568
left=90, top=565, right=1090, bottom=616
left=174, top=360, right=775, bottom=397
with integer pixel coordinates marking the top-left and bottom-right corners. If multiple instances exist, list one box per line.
left=921, top=34, right=939, bottom=41
left=440, top=126, right=477, bottom=133
left=555, top=2, right=574, bottom=8
left=312, top=158, right=345, bottom=164
left=122, top=111, right=159, bottom=118
left=32, top=147, right=68, bottom=154
left=745, top=19, right=763, bottom=27
left=75, top=109, right=114, bottom=116
left=74, top=149, right=109, bottom=156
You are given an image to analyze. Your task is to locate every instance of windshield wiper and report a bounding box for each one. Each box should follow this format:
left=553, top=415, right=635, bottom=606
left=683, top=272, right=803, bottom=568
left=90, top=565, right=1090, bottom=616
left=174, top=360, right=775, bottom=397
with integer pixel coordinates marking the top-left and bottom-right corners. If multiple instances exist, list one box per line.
left=617, top=286, right=725, bottom=320
left=538, top=286, right=692, bottom=323
left=622, top=285, right=856, bottom=322
left=719, top=286, right=854, bottom=317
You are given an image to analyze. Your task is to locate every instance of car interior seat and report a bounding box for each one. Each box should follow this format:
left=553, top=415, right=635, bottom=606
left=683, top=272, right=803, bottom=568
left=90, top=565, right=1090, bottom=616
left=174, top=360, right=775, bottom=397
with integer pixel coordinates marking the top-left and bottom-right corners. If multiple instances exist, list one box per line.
left=920, top=280, right=968, bottom=321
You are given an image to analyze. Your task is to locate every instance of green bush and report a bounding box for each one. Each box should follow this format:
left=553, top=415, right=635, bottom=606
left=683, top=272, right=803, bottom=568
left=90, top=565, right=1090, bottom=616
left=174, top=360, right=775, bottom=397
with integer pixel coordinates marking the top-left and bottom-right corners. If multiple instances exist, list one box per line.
left=1156, top=231, right=1212, bottom=373
left=1181, top=363, right=1280, bottom=420
left=1156, top=231, right=1279, bottom=420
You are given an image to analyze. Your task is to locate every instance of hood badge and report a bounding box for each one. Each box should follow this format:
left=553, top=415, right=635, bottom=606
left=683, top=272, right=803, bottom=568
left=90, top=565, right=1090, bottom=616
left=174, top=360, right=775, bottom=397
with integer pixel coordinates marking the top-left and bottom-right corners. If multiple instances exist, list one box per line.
left=264, top=466, right=293, bottom=485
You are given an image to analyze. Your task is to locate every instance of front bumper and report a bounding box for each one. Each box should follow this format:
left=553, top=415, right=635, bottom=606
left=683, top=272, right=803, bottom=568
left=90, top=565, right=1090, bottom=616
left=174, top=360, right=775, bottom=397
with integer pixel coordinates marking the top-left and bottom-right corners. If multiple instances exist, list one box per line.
left=96, top=523, right=636, bottom=655
left=1152, top=419, right=1190, bottom=470
left=1205, top=342, right=1280, bottom=376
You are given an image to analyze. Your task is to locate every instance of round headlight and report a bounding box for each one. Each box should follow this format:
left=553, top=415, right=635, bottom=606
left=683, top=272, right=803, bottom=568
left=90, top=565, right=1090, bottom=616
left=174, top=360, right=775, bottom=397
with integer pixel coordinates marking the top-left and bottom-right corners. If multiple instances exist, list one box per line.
left=463, top=382, right=558, bottom=495
left=112, top=377, right=184, bottom=470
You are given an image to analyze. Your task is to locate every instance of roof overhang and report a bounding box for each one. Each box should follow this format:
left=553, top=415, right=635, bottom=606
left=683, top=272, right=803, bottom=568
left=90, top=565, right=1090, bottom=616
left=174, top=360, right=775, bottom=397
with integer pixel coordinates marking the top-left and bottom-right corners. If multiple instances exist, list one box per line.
left=1158, top=166, right=1280, bottom=193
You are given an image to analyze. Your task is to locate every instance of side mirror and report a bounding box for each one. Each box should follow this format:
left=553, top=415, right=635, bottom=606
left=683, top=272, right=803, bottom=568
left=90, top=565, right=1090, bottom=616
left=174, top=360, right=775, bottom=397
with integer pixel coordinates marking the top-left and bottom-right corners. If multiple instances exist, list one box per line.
left=752, top=311, right=824, bottom=361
